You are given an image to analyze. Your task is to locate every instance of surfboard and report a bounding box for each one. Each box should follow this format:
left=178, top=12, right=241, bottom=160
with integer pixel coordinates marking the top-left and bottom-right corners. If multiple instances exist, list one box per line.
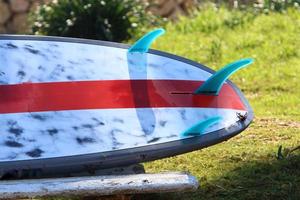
left=0, top=29, right=253, bottom=178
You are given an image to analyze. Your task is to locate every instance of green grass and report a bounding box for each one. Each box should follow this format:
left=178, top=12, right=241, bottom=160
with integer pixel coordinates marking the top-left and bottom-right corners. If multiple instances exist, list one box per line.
left=139, top=7, right=300, bottom=200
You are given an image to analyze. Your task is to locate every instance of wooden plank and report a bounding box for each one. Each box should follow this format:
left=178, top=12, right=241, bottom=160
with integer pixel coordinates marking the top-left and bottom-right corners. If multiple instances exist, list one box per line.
left=0, top=172, right=198, bottom=199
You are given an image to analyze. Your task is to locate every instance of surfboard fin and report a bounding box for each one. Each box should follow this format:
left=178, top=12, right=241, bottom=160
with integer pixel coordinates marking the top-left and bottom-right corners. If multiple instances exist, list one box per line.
left=194, top=58, right=254, bottom=95
left=128, top=28, right=165, bottom=53
left=182, top=116, right=222, bottom=137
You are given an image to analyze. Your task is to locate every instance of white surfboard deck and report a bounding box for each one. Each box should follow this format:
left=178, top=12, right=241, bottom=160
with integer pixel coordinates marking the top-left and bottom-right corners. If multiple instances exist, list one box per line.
left=0, top=36, right=253, bottom=177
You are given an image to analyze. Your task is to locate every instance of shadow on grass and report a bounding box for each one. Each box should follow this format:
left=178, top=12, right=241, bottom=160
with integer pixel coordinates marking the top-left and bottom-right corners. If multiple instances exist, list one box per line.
left=135, top=153, right=300, bottom=200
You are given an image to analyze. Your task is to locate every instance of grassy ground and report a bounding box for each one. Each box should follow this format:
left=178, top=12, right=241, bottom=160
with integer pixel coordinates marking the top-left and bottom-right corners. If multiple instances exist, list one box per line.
left=139, top=7, right=300, bottom=200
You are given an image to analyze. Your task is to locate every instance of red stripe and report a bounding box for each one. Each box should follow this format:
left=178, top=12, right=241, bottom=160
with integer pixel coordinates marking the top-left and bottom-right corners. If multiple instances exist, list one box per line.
left=0, top=80, right=246, bottom=114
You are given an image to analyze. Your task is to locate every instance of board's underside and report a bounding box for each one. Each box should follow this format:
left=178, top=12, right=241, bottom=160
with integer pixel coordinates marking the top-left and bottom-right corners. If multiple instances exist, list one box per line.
left=0, top=38, right=250, bottom=164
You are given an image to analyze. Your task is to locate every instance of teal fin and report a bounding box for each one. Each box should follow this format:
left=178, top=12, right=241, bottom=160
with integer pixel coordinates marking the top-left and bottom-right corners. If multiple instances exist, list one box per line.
left=194, top=58, right=254, bottom=95
left=182, top=116, right=222, bottom=137
left=128, top=28, right=165, bottom=53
